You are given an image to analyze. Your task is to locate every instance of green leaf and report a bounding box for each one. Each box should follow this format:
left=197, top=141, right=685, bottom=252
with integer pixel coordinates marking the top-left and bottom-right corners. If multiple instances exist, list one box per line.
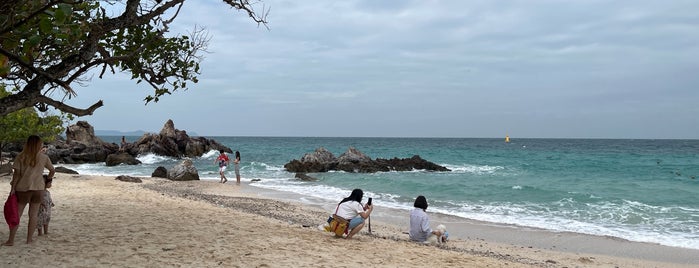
left=39, top=18, right=52, bottom=33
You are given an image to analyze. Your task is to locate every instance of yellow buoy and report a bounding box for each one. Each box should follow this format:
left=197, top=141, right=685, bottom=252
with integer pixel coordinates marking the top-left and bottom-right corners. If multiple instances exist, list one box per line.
left=505, top=135, right=510, bottom=143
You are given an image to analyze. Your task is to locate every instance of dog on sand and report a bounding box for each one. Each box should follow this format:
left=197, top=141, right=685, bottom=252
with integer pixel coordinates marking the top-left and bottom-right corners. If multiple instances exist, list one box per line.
left=425, top=224, right=448, bottom=245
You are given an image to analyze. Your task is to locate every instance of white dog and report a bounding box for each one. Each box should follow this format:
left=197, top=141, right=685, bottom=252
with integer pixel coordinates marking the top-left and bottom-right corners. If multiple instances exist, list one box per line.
left=425, top=224, right=448, bottom=245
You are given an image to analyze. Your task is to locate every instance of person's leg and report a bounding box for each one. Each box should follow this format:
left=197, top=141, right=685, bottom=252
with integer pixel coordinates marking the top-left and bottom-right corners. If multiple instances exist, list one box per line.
left=26, top=202, right=40, bottom=243
left=235, top=168, right=240, bottom=185
left=26, top=191, right=42, bottom=244
left=346, top=217, right=365, bottom=240
left=3, top=202, right=27, bottom=246
left=220, top=167, right=227, bottom=183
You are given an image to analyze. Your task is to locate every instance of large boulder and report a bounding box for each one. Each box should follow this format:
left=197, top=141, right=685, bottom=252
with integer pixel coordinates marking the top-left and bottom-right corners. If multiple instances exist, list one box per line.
left=283, top=147, right=338, bottom=173
left=105, top=153, right=142, bottom=166
left=285, top=147, right=450, bottom=173
left=151, top=166, right=168, bottom=178
left=167, top=159, right=199, bottom=181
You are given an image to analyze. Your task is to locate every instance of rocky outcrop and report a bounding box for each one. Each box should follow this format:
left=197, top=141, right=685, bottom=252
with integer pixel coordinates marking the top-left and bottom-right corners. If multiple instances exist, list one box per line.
left=167, top=159, right=199, bottom=181
left=284, top=147, right=450, bottom=173
left=4, top=120, right=231, bottom=165
left=44, top=122, right=116, bottom=164
left=128, top=119, right=231, bottom=158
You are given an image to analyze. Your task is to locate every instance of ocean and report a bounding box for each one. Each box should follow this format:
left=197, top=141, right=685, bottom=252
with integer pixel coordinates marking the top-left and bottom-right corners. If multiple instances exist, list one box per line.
left=63, top=136, right=699, bottom=250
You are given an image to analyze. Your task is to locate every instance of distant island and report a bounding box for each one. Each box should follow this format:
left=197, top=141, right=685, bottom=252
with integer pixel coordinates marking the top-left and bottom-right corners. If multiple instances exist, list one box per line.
left=95, top=130, right=200, bottom=136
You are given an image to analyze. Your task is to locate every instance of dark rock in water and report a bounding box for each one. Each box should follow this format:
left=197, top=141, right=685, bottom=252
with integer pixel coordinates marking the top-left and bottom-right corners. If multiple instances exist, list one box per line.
left=284, top=147, right=450, bottom=173
left=115, top=175, right=143, bottom=183
left=55, top=166, right=79, bottom=174
left=295, top=173, right=318, bottom=181
left=152, top=166, right=168, bottom=178
left=105, top=153, right=142, bottom=166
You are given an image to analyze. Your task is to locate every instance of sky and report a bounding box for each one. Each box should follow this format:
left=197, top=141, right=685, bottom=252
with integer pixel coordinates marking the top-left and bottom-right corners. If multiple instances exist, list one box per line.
left=64, top=0, right=699, bottom=139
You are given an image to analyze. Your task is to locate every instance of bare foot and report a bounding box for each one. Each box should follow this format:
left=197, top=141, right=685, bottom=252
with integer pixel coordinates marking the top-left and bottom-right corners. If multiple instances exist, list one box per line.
left=2, top=241, right=13, bottom=246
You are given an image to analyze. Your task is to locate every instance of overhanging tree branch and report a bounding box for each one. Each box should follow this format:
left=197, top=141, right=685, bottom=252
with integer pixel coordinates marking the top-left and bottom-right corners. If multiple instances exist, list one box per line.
left=36, top=95, right=103, bottom=116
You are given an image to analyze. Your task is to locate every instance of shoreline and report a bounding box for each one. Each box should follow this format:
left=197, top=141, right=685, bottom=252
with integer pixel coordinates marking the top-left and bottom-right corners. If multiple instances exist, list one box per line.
left=1, top=173, right=697, bottom=267
left=245, top=180, right=699, bottom=265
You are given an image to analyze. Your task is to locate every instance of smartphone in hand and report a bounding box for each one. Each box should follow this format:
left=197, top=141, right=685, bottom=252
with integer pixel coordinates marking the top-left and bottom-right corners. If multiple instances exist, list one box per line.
left=367, top=197, right=373, bottom=205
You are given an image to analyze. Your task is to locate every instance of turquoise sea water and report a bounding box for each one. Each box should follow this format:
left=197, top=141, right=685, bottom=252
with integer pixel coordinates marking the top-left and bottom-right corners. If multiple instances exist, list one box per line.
left=65, top=137, right=699, bottom=250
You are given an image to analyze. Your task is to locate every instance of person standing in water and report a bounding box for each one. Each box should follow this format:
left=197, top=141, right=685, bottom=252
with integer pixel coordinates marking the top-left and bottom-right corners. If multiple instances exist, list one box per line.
left=233, top=151, right=241, bottom=185
left=214, top=150, right=230, bottom=183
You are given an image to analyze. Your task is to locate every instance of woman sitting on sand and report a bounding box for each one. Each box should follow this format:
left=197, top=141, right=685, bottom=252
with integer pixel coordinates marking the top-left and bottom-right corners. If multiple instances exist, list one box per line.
left=335, top=189, right=373, bottom=240
left=409, top=195, right=443, bottom=243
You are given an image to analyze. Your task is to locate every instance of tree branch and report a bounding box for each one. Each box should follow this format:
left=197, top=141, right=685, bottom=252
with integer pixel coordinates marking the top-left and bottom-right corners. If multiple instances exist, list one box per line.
left=0, top=46, right=77, bottom=97
left=36, top=95, right=104, bottom=117
left=0, top=0, right=66, bottom=35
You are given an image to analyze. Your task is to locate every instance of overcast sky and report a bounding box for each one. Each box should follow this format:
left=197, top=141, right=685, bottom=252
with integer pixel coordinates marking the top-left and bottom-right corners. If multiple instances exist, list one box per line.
left=65, top=0, right=699, bottom=139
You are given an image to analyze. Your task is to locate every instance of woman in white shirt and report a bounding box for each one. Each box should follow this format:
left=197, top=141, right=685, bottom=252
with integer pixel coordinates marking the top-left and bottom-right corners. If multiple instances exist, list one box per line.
left=409, top=195, right=442, bottom=242
left=335, top=189, right=373, bottom=240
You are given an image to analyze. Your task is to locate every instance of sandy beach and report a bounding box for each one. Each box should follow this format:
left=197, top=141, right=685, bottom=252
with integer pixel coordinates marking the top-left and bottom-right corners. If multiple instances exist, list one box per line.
left=1, top=173, right=697, bottom=268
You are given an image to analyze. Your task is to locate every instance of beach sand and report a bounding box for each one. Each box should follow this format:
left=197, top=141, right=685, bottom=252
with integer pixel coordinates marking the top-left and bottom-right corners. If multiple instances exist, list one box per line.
left=1, top=173, right=697, bottom=268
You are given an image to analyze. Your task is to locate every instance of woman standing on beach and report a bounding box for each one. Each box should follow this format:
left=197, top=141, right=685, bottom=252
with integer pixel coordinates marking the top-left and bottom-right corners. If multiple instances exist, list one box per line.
left=4, top=135, right=55, bottom=246
left=233, top=151, right=241, bottom=185
left=336, top=189, right=373, bottom=240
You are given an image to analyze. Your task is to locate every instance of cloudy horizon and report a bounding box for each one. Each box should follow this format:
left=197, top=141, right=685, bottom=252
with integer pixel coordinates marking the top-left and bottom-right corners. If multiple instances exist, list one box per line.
left=62, top=0, right=699, bottom=139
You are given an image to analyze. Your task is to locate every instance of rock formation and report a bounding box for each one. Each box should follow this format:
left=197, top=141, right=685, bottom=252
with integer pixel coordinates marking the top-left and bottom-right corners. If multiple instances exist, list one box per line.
left=167, top=159, right=199, bottom=181
left=5, top=120, right=231, bottom=165
left=128, top=119, right=231, bottom=158
left=284, top=147, right=450, bottom=173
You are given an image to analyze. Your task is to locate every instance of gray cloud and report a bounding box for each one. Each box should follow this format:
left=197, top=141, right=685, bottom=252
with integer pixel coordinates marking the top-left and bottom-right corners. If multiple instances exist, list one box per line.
left=64, top=0, right=699, bottom=138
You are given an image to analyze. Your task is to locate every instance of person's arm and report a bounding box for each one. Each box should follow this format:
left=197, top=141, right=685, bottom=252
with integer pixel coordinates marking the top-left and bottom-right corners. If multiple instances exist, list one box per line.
left=45, top=155, right=55, bottom=179
left=9, top=168, right=18, bottom=194
left=359, top=204, right=373, bottom=219
left=420, top=213, right=437, bottom=236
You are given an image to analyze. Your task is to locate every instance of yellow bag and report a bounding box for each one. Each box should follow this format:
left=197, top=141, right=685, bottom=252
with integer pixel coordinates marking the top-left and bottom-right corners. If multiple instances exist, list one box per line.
left=329, top=214, right=349, bottom=237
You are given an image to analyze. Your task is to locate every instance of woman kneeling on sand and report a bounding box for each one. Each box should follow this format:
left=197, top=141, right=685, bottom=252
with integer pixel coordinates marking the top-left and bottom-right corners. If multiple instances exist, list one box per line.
left=335, top=189, right=373, bottom=239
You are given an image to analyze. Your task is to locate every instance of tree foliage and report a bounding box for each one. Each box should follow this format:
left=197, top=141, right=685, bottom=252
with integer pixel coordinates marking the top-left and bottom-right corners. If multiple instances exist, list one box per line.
left=0, top=85, right=65, bottom=163
left=0, top=0, right=267, bottom=117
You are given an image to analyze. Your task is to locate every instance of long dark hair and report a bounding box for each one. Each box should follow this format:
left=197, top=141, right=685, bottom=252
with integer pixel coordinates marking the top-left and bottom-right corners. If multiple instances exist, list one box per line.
left=414, top=195, right=428, bottom=210
left=340, top=189, right=363, bottom=204
left=235, top=151, right=240, bottom=161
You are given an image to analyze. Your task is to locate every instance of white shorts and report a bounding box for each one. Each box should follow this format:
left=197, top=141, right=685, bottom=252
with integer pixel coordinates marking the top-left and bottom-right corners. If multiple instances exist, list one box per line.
left=219, top=166, right=227, bottom=172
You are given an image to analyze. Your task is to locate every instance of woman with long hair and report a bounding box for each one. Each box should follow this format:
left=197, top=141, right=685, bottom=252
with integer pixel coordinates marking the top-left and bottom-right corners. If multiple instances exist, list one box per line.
left=233, top=151, right=241, bottom=185
left=335, top=189, right=373, bottom=239
left=3, top=135, right=55, bottom=246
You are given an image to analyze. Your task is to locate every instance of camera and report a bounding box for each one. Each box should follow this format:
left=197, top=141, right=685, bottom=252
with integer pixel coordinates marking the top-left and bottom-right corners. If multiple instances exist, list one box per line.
left=367, top=197, right=372, bottom=205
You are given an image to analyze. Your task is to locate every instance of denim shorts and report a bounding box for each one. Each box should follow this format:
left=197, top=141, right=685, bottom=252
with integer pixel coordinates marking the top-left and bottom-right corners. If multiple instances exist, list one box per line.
left=348, top=216, right=365, bottom=229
